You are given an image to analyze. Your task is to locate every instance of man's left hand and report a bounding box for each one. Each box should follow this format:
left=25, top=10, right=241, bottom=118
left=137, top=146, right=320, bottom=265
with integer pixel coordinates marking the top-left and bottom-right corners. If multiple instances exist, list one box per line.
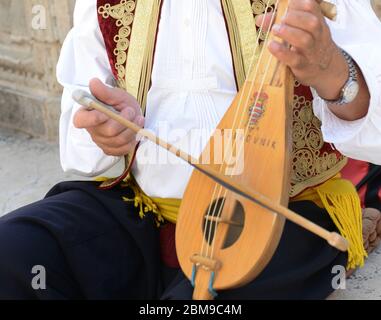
left=257, top=0, right=348, bottom=100
left=256, top=0, right=370, bottom=121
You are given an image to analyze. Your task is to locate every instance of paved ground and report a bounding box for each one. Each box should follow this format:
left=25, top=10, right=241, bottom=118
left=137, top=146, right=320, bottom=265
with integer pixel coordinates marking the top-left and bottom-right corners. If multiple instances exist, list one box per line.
left=0, top=127, right=122, bottom=215
left=0, top=127, right=380, bottom=299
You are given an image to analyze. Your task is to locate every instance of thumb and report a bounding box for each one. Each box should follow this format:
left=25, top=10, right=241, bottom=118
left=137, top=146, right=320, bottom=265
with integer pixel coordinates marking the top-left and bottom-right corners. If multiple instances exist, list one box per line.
left=89, top=78, right=118, bottom=105
left=89, top=78, right=141, bottom=113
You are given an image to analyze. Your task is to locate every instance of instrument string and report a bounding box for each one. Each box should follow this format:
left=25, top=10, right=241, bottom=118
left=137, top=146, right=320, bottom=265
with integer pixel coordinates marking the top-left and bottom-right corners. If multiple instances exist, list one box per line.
left=209, top=0, right=282, bottom=260
left=201, top=0, right=274, bottom=259
left=204, top=0, right=281, bottom=260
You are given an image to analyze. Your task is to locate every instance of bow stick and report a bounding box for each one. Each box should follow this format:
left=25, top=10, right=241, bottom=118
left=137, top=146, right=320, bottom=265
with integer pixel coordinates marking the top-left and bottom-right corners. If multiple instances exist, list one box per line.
left=72, top=90, right=348, bottom=252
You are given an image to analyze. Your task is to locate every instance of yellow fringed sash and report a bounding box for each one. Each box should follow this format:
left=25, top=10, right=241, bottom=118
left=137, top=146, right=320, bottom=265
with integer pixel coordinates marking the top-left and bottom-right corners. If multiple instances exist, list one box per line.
left=121, top=176, right=180, bottom=225
left=118, top=174, right=366, bottom=270
left=292, top=175, right=367, bottom=269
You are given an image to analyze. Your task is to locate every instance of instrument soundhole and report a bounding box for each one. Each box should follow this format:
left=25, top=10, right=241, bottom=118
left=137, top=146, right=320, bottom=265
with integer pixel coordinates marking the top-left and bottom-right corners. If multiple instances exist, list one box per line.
left=202, top=198, right=245, bottom=249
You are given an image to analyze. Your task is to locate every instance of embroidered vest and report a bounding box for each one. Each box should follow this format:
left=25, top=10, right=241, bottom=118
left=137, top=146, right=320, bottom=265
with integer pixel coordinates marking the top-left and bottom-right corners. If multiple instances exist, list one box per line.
left=96, top=0, right=347, bottom=197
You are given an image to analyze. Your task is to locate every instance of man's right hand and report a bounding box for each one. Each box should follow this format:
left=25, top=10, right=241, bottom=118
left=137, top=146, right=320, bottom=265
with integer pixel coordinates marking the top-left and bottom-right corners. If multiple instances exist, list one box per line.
left=73, top=78, right=145, bottom=157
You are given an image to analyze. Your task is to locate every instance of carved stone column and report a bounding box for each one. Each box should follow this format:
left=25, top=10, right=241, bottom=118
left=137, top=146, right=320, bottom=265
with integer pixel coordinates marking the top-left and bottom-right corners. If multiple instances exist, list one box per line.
left=0, top=0, right=74, bottom=140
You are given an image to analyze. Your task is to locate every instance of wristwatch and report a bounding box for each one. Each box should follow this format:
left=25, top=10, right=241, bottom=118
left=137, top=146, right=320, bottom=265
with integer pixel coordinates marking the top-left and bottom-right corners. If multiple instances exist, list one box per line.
left=324, top=49, right=360, bottom=105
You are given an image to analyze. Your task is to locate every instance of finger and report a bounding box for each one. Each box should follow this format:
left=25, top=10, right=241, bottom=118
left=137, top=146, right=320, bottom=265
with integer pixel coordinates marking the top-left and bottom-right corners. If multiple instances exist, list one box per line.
left=272, top=23, right=315, bottom=52
left=89, top=78, right=140, bottom=112
left=97, top=141, right=138, bottom=157
left=92, top=107, right=139, bottom=143
left=93, top=107, right=138, bottom=138
left=268, top=41, right=306, bottom=69
left=73, top=107, right=108, bottom=129
left=255, top=13, right=275, bottom=32
left=282, top=10, right=323, bottom=37
left=135, top=115, right=145, bottom=128
left=102, top=106, right=137, bottom=138
left=288, top=0, right=322, bottom=16
left=91, top=128, right=138, bottom=149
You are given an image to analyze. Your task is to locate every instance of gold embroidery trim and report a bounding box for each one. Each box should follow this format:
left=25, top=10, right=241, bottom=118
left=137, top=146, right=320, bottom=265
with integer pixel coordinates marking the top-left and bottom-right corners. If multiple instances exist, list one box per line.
left=98, top=0, right=162, bottom=177
left=289, top=82, right=347, bottom=197
left=98, top=0, right=161, bottom=110
left=222, top=1, right=278, bottom=88
left=98, top=0, right=136, bottom=89
left=251, top=0, right=277, bottom=39
left=222, top=0, right=259, bottom=88
left=126, top=0, right=161, bottom=111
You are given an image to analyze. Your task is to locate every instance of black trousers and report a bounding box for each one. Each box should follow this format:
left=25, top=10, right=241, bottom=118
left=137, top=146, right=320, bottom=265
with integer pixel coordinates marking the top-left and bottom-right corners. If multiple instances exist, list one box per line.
left=0, top=181, right=347, bottom=300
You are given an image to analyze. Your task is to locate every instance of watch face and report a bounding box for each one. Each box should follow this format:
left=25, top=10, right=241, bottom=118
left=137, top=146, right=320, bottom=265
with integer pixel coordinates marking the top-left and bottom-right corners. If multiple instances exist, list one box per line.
left=343, top=80, right=360, bottom=103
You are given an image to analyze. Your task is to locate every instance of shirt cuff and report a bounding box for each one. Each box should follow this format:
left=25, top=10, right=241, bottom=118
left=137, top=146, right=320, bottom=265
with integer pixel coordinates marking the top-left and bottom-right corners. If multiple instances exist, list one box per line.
left=312, top=45, right=381, bottom=146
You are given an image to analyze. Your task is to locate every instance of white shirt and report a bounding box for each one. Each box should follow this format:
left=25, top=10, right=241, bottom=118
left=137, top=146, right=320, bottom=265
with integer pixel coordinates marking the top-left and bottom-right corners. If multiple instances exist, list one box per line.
left=57, top=0, right=381, bottom=199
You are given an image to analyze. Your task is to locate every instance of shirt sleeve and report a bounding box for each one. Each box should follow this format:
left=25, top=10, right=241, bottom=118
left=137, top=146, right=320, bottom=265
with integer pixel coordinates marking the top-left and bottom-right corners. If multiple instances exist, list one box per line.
left=312, top=0, right=381, bottom=165
left=56, top=0, right=121, bottom=177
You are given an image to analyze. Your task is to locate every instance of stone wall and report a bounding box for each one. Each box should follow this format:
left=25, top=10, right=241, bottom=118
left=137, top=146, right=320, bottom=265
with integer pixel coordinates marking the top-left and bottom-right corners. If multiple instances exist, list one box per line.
left=0, top=0, right=380, bottom=141
left=0, top=0, right=74, bottom=140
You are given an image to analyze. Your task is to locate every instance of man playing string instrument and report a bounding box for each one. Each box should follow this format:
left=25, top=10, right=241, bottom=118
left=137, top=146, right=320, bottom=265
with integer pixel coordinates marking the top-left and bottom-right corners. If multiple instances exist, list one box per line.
left=0, top=0, right=380, bottom=299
